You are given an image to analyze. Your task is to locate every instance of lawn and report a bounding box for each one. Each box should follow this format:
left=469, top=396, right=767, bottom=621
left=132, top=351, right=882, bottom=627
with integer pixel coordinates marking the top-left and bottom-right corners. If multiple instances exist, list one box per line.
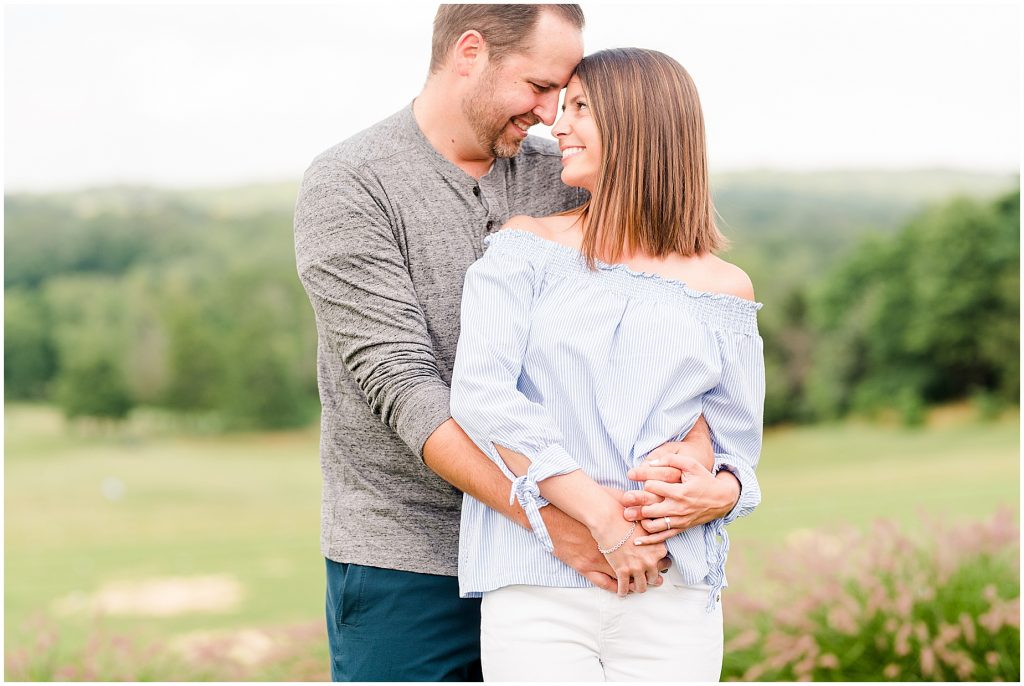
left=4, top=403, right=1019, bottom=679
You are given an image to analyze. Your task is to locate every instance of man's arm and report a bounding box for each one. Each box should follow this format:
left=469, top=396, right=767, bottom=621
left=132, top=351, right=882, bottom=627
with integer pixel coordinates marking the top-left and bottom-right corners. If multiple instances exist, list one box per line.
left=295, top=159, right=453, bottom=457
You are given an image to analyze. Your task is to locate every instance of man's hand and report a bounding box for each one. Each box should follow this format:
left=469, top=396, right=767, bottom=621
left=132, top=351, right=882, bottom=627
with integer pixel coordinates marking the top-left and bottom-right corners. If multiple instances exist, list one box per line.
left=652, top=415, right=714, bottom=472
left=622, top=453, right=740, bottom=544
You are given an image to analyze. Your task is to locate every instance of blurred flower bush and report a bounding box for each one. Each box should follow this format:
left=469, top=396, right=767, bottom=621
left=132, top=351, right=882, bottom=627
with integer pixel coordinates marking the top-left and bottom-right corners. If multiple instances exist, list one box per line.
left=6, top=511, right=1018, bottom=681
left=722, top=508, right=1020, bottom=681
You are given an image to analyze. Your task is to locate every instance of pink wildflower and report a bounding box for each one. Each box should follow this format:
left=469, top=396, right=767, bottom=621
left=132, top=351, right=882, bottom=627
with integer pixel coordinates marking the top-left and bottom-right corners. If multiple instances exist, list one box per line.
left=894, top=623, right=912, bottom=657
left=883, top=663, right=900, bottom=679
left=726, top=629, right=759, bottom=652
left=959, top=613, right=977, bottom=645
left=921, top=647, right=936, bottom=677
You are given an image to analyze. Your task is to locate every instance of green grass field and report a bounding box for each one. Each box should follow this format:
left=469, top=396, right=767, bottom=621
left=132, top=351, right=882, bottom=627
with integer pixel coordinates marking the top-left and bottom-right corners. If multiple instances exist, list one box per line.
left=4, top=403, right=1019, bottom=679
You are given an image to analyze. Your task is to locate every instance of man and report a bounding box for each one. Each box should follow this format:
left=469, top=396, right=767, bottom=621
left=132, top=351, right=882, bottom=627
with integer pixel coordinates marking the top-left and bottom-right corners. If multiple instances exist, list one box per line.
left=294, top=4, right=740, bottom=681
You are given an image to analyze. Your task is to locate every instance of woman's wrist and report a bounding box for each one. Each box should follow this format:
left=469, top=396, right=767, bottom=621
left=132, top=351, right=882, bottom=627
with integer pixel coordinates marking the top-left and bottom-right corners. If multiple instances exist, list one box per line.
left=585, top=495, right=631, bottom=544
left=714, top=470, right=741, bottom=515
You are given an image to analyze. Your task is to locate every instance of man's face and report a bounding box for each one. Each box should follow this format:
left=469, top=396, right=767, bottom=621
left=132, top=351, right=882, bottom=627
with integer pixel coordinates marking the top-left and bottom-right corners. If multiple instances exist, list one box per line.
left=461, top=12, right=583, bottom=159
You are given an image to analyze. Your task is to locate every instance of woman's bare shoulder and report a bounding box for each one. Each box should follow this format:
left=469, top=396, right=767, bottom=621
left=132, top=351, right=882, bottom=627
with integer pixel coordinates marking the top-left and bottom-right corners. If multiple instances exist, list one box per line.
left=501, top=214, right=550, bottom=237
left=705, top=255, right=756, bottom=301
left=501, top=214, right=582, bottom=246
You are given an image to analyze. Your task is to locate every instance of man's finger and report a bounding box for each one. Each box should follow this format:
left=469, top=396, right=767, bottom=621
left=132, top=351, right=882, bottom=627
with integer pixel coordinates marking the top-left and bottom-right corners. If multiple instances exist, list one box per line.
left=627, top=465, right=683, bottom=483
left=649, top=451, right=709, bottom=475
left=621, top=490, right=661, bottom=507
left=584, top=571, right=617, bottom=593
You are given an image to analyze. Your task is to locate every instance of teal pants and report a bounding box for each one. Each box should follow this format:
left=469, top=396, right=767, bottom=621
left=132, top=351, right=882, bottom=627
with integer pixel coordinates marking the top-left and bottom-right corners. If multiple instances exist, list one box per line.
left=325, top=559, right=483, bottom=682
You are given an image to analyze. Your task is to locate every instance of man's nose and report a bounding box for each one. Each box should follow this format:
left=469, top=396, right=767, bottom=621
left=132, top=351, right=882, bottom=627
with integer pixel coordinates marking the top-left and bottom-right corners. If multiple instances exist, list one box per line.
left=533, top=92, right=560, bottom=126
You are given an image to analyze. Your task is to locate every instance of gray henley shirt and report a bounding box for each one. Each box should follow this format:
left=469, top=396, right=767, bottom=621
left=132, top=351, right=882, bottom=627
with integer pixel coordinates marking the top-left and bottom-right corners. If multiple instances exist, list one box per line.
left=294, top=103, right=584, bottom=576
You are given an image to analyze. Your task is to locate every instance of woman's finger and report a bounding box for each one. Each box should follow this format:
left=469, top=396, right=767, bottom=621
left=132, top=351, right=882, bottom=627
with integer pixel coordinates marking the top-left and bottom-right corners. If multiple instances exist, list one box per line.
left=639, top=497, right=693, bottom=521
left=640, top=514, right=674, bottom=533
left=633, top=570, right=647, bottom=594
left=633, top=527, right=683, bottom=545
left=617, top=571, right=629, bottom=597
left=643, top=479, right=686, bottom=499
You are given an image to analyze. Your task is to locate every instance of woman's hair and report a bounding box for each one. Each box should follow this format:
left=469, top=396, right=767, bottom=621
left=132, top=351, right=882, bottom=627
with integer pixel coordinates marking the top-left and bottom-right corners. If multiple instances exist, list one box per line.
left=573, top=48, right=725, bottom=266
left=430, top=4, right=585, bottom=74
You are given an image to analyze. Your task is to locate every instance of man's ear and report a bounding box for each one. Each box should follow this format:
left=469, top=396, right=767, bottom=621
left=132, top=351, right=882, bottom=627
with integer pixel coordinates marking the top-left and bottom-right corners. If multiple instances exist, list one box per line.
left=452, top=30, right=486, bottom=77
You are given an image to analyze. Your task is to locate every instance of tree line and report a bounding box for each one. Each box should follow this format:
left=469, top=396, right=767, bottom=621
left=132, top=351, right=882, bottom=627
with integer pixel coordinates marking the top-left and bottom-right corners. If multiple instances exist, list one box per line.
left=4, top=176, right=1018, bottom=428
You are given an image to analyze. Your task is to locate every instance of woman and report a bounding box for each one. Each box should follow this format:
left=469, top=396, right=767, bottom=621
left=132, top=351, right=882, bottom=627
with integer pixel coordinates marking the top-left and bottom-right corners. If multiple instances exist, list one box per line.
left=450, top=48, right=764, bottom=681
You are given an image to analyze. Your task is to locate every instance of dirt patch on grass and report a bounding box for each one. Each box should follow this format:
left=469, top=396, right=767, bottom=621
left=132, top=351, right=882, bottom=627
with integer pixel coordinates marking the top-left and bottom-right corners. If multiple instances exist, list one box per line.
left=172, top=628, right=276, bottom=666
left=53, top=574, right=243, bottom=617
left=170, top=621, right=327, bottom=678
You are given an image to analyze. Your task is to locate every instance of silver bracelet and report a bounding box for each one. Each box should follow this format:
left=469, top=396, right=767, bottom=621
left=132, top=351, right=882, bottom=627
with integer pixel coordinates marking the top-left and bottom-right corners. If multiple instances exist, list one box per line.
left=598, top=521, right=637, bottom=555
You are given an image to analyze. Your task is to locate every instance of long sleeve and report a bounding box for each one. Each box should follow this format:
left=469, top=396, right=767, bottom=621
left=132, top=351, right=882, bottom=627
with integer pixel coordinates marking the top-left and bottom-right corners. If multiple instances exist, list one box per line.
left=704, top=329, right=765, bottom=525
left=294, top=158, right=451, bottom=457
left=694, top=327, right=764, bottom=611
left=450, top=240, right=581, bottom=551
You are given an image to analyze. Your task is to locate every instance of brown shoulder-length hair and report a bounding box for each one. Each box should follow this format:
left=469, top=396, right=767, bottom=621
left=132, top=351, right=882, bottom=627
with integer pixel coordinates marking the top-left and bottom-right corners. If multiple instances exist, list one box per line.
left=572, top=48, right=725, bottom=266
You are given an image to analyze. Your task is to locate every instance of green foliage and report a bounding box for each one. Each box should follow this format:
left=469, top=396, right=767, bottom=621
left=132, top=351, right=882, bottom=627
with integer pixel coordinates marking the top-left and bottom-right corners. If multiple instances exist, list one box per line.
left=54, top=357, right=134, bottom=420
left=806, top=189, right=1020, bottom=421
left=4, top=288, right=57, bottom=399
left=3, top=173, right=1017, bottom=428
left=722, top=509, right=1020, bottom=681
left=5, top=187, right=318, bottom=429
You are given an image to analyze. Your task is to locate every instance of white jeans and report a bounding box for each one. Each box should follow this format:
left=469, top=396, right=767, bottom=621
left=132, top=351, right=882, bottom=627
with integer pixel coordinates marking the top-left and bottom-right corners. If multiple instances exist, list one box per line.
left=480, top=567, right=724, bottom=682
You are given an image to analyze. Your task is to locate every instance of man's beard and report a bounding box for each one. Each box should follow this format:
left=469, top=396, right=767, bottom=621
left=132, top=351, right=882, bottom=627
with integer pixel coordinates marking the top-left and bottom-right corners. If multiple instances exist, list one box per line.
left=462, top=70, right=531, bottom=159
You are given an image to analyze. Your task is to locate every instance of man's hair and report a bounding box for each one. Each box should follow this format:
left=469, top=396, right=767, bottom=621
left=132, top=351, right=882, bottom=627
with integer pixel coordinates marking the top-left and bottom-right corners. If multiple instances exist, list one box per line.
left=430, top=4, right=585, bottom=74
left=574, top=48, right=726, bottom=266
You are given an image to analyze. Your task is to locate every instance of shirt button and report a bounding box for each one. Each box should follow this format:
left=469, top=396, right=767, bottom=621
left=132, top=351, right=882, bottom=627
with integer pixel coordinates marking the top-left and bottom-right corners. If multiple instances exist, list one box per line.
left=486, top=220, right=495, bottom=231
left=473, top=186, right=480, bottom=196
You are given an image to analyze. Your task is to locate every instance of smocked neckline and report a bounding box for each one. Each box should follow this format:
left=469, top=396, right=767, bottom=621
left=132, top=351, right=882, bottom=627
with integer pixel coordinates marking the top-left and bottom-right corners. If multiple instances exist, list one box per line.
left=486, top=228, right=764, bottom=311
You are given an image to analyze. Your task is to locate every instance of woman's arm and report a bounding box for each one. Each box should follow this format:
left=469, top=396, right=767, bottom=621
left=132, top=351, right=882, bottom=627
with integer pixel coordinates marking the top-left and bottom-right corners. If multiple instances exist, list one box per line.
left=495, top=445, right=665, bottom=595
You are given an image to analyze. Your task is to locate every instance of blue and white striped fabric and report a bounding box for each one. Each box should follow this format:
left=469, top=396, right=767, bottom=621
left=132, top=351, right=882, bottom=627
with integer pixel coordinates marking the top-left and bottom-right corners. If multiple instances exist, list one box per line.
left=450, top=229, right=764, bottom=611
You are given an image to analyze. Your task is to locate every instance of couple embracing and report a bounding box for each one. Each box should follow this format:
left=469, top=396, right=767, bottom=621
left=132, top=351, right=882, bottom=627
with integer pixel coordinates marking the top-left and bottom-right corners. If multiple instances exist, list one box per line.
left=294, top=4, right=763, bottom=682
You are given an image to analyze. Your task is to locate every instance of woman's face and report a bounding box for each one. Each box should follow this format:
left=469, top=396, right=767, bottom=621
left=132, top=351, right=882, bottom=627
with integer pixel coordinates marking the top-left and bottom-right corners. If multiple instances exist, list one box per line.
left=552, top=76, right=601, bottom=191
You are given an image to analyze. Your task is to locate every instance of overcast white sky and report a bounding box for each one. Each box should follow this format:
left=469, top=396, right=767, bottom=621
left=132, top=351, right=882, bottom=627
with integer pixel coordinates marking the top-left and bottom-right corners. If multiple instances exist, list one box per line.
left=3, top=1, right=1020, bottom=191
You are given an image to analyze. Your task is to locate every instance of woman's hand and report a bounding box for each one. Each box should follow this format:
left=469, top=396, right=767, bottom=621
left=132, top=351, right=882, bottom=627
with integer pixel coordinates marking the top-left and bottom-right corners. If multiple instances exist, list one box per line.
left=591, top=517, right=666, bottom=596
left=622, top=453, right=740, bottom=544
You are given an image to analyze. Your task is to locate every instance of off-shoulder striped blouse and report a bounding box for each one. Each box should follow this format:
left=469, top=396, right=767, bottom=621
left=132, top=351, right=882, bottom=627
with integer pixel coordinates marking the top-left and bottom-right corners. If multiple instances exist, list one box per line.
left=450, top=228, right=764, bottom=611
